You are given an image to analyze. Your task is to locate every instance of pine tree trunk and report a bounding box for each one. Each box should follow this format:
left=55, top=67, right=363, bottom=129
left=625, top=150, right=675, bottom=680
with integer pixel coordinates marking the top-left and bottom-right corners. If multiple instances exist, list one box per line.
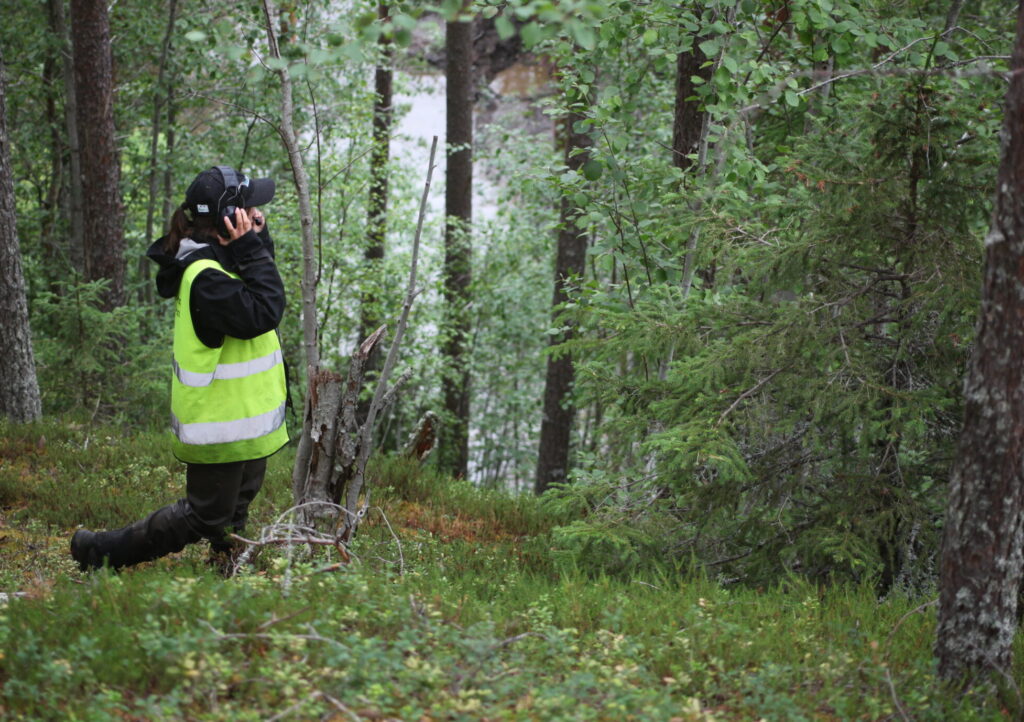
left=49, top=0, right=84, bottom=272
left=0, top=46, right=43, bottom=423
left=70, top=0, right=125, bottom=310
left=41, top=0, right=65, bottom=289
left=935, top=2, right=1024, bottom=682
left=358, top=1, right=393, bottom=346
left=53, top=0, right=84, bottom=272
left=535, top=89, right=591, bottom=495
left=676, top=15, right=714, bottom=297
left=672, top=32, right=710, bottom=174
left=143, top=0, right=178, bottom=305
left=440, top=10, right=473, bottom=479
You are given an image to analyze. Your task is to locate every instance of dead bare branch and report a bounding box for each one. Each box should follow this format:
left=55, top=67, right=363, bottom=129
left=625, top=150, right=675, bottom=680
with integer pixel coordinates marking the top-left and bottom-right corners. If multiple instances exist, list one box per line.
left=340, top=136, right=439, bottom=542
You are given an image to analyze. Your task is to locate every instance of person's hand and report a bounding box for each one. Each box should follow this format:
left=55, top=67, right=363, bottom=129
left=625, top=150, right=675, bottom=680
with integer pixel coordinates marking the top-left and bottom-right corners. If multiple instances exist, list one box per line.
left=219, top=207, right=252, bottom=246
left=248, top=208, right=266, bottom=233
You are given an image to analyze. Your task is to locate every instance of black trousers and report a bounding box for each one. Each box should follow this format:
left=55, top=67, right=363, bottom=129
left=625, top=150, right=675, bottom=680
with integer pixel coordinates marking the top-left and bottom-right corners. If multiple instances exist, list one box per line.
left=72, top=456, right=269, bottom=570
left=185, top=457, right=267, bottom=549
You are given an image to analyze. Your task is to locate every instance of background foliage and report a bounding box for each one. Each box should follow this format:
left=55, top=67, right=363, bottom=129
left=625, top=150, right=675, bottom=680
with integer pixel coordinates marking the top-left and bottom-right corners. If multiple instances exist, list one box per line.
left=0, top=0, right=1016, bottom=590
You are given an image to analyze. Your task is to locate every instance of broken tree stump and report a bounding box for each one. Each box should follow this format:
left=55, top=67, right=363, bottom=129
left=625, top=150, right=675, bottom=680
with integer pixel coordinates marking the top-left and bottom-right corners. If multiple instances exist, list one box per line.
left=404, top=411, right=440, bottom=463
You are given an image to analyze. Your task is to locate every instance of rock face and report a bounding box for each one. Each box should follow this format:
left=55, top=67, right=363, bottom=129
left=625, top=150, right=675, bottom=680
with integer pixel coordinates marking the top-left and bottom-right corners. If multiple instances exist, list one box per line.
left=412, top=14, right=526, bottom=85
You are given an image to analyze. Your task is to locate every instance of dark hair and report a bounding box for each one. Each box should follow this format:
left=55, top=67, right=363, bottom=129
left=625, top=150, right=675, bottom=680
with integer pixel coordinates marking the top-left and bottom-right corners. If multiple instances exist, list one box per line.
left=163, top=204, right=220, bottom=256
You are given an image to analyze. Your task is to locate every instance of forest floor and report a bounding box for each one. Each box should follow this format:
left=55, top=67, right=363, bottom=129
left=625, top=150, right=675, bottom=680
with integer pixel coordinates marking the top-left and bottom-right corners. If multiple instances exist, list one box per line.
left=0, top=419, right=1018, bottom=721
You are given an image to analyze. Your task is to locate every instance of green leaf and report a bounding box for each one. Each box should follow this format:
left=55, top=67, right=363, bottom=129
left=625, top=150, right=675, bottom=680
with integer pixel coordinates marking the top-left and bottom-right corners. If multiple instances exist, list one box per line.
left=308, top=48, right=331, bottom=65
left=521, top=21, right=542, bottom=48
left=784, top=89, right=800, bottom=107
left=184, top=30, right=207, bottom=43
left=570, top=22, right=597, bottom=50
left=582, top=159, right=604, bottom=181
left=698, top=38, right=720, bottom=57
left=354, top=10, right=376, bottom=30
left=495, top=14, right=515, bottom=40
left=642, top=28, right=658, bottom=46
left=340, top=42, right=364, bottom=62
left=246, top=65, right=266, bottom=84
left=722, top=55, right=739, bottom=74
left=441, top=0, right=462, bottom=20
left=393, top=13, right=418, bottom=30
left=266, top=57, right=288, bottom=71
left=394, top=28, right=412, bottom=47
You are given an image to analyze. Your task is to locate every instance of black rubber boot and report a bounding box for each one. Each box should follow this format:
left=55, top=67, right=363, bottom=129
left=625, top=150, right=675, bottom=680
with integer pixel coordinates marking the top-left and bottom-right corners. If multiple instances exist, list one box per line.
left=70, top=501, right=202, bottom=571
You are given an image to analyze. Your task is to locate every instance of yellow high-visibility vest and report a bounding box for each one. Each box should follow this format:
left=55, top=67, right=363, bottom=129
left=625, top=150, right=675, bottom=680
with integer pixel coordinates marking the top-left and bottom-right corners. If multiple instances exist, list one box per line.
left=170, top=258, right=288, bottom=463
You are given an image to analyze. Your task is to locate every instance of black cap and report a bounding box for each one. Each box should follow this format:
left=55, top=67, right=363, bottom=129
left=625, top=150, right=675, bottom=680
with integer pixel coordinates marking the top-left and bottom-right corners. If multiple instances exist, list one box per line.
left=183, top=166, right=275, bottom=218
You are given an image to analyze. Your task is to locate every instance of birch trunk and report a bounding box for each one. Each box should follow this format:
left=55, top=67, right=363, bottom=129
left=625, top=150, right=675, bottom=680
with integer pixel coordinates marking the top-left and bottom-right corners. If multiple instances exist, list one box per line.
left=262, top=0, right=318, bottom=375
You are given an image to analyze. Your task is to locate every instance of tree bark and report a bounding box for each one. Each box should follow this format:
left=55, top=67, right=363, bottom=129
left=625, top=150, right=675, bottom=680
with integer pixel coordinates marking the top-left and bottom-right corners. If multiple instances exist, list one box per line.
left=163, top=99, right=177, bottom=227
left=672, top=32, right=711, bottom=174
left=41, top=0, right=66, bottom=289
left=261, top=1, right=321, bottom=512
left=70, top=0, right=125, bottom=310
left=0, top=46, right=43, bottom=423
left=440, top=9, right=473, bottom=479
left=142, top=0, right=179, bottom=305
left=535, top=86, right=591, bottom=495
left=356, top=2, right=394, bottom=429
left=53, top=0, right=84, bottom=272
left=358, top=1, right=393, bottom=346
left=262, top=0, right=318, bottom=376
left=676, top=12, right=715, bottom=297
left=935, top=2, right=1024, bottom=682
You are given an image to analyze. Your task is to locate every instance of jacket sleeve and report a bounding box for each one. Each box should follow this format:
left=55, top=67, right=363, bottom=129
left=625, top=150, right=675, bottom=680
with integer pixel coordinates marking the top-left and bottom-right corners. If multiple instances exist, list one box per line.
left=188, top=230, right=286, bottom=348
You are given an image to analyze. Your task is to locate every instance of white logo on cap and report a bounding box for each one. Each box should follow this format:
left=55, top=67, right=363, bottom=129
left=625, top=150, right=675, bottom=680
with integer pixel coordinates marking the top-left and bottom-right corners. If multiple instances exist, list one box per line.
left=197, top=204, right=209, bottom=213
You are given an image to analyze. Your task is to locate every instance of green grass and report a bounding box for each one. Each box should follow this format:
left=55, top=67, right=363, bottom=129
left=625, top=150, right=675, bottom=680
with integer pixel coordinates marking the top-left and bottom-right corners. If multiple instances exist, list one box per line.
left=0, top=418, right=1019, bottom=720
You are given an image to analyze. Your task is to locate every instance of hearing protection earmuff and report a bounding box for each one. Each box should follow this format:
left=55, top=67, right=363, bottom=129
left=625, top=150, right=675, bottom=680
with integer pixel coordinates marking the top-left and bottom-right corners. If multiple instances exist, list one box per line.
left=214, top=165, right=250, bottom=236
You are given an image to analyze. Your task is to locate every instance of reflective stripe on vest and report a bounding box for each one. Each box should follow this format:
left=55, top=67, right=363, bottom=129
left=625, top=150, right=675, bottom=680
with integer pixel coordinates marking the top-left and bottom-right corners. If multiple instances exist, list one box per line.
left=173, top=348, right=284, bottom=387
left=169, top=257, right=287, bottom=463
left=171, top=401, right=286, bottom=445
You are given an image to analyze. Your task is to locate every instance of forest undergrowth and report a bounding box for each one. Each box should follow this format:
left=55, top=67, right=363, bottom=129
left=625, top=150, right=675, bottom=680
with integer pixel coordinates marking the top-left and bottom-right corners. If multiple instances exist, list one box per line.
left=0, top=419, right=1019, bottom=721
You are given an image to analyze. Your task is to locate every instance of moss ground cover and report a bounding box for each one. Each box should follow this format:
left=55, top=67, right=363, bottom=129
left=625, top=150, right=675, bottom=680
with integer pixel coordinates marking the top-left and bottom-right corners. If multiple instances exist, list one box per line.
left=0, top=419, right=1018, bottom=720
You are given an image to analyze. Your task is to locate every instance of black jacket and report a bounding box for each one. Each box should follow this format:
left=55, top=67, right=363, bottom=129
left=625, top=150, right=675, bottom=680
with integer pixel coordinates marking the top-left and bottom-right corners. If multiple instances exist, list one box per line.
left=146, top=226, right=285, bottom=349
